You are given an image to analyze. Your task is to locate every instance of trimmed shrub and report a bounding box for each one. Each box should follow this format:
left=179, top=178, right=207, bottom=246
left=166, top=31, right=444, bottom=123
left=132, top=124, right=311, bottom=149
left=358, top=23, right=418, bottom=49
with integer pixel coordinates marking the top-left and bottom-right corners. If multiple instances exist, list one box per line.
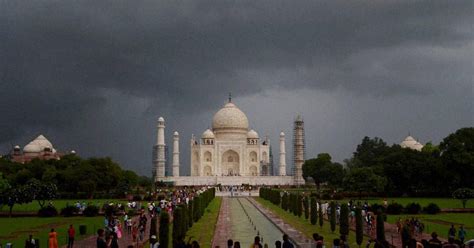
left=188, top=200, right=194, bottom=228
left=423, top=203, right=441, bottom=214
left=303, top=197, right=309, bottom=219
left=281, top=193, right=288, bottom=211
left=376, top=214, right=385, bottom=241
left=104, top=204, right=119, bottom=217
left=329, top=201, right=336, bottom=232
left=339, top=203, right=349, bottom=236
left=355, top=207, right=363, bottom=246
left=38, top=205, right=58, bottom=217
left=297, top=194, right=303, bottom=217
left=405, top=203, right=421, bottom=214
left=60, top=205, right=78, bottom=217
left=386, top=203, right=404, bottom=215
left=310, top=197, right=317, bottom=225
left=83, top=205, right=99, bottom=217
left=370, top=203, right=385, bottom=214
left=172, top=206, right=182, bottom=243
left=318, top=202, right=324, bottom=228
left=159, top=211, right=170, bottom=248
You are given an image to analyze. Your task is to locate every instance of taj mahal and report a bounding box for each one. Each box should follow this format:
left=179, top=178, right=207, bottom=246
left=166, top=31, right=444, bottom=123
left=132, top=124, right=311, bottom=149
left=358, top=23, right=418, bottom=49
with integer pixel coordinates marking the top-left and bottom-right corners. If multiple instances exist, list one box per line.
left=152, top=97, right=305, bottom=186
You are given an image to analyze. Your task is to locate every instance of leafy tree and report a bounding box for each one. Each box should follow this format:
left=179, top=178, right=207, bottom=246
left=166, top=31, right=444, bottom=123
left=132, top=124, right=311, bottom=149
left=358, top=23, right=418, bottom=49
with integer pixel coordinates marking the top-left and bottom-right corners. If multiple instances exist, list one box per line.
left=25, top=179, right=57, bottom=208
left=3, top=186, right=32, bottom=217
left=339, top=203, right=349, bottom=237
left=303, top=153, right=344, bottom=191
left=355, top=207, right=363, bottom=247
left=0, top=172, right=10, bottom=192
left=344, top=167, right=386, bottom=198
left=452, top=188, right=474, bottom=208
left=352, top=136, right=390, bottom=170
left=159, top=211, right=170, bottom=248
left=330, top=201, right=336, bottom=233
left=310, top=197, right=317, bottom=225
left=440, top=128, right=474, bottom=189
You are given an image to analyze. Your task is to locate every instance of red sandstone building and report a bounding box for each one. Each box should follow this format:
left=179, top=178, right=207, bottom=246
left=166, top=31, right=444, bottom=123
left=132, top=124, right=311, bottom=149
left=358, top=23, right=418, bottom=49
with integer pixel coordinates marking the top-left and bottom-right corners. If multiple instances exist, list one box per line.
left=7, top=134, right=73, bottom=163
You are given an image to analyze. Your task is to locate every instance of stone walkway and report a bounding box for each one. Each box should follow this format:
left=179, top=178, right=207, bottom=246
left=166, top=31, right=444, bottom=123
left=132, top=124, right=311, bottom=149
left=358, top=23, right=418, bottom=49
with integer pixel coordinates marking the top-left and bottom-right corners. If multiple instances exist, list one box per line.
left=211, top=197, right=232, bottom=247
left=62, top=215, right=152, bottom=248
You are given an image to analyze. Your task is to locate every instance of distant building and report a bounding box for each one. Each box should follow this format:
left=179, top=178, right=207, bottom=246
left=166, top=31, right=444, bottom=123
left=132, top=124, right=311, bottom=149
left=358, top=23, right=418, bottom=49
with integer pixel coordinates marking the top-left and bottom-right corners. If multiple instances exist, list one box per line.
left=400, top=135, right=424, bottom=151
left=7, top=134, right=73, bottom=163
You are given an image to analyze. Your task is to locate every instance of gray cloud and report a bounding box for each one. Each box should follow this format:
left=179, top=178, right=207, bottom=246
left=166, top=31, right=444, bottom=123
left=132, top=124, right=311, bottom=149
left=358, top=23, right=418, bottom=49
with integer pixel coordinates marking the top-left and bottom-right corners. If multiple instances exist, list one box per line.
left=0, top=0, right=472, bottom=175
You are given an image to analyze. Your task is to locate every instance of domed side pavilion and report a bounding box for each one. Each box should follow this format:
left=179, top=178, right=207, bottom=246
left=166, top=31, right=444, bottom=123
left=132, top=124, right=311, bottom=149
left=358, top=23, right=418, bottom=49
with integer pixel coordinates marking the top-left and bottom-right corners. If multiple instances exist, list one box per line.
left=152, top=98, right=298, bottom=186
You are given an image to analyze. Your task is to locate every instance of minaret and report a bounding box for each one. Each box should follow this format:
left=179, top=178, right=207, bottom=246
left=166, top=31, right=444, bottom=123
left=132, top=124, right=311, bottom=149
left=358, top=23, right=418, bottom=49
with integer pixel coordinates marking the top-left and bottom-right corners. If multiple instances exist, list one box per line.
left=153, top=117, right=166, bottom=181
left=293, top=114, right=305, bottom=185
left=279, top=132, right=287, bottom=176
left=172, top=131, right=180, bottom=177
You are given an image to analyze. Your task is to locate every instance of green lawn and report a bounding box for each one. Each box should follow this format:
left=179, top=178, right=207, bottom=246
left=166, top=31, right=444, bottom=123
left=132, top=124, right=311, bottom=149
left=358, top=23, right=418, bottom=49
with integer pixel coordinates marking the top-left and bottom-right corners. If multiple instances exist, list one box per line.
left=361, top=198, right=474, bottom=209
left=185, top=197, right=222, bottom=247
left=0, top=216, right=103, bottom=247
left=0, top=199, right=129, bottom=213
left=387, top=213, right=474, bottom=241
left=255, top=197, right=369, bottom=247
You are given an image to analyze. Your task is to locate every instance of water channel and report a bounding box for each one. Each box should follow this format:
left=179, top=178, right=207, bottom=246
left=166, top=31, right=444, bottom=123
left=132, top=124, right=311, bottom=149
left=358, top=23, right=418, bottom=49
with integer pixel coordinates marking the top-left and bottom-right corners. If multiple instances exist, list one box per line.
left=229, top=197, right=287, bottom=247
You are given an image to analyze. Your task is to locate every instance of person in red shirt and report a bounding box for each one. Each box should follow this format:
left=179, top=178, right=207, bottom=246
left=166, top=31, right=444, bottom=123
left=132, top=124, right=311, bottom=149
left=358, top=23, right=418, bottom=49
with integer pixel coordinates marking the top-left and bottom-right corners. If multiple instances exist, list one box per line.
left=67, top=225, right=75, bottom=248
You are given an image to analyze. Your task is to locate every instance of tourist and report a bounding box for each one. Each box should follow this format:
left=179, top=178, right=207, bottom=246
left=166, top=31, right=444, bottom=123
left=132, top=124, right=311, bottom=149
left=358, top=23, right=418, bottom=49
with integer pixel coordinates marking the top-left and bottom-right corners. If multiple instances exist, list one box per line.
left=448, top=225, right=456, bottom=239
left=191, top=241, right=200, bottom=248
left=275, top=241, right=282, bottom=248
left=25, top=234, right=37, bottom=248
left=458, top=225, right=466, bottom=244
left=315, top=236, right=324, bottom=248
left=251, top=236, right=262, bottom=248
left=312, top=233, right=320, bottom=243
left=150, top=235, right=159, bottom=248
left=429, top=232, right=442, bottom=248
left=96, top=229, right=107, bottom=248
left=228, top=239, right=234, bottom=248
left=282, top=234, right=294, bottom=248
left=333, top=239, right=340, bottom=248
left=234, top=241, right=241, bottom=248
left=67, top=225, right=75, bottom=248
left=48, top=228, right=58, bottom=248
left=126, top=218, right=132, bottom=234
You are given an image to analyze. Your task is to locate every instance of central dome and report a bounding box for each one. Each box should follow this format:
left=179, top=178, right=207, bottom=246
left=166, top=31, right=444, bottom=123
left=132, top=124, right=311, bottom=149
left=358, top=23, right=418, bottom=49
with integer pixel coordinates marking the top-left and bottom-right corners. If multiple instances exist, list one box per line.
left=212, top=102, right=249, bottom=131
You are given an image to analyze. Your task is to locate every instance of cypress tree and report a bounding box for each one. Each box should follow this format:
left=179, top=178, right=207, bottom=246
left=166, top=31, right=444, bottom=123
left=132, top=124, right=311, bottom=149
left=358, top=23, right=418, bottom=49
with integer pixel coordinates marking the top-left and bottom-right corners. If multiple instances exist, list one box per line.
left=150, top=215, right=158, bottom=239
left=330, top=201, right=336, bottom=233
left=193, top=196, right=200, bottom=222
left=172, top=206, right=182, bottom=243
left=188, top=200, right=194, bottom=228
left=297, top=194, right=303, bottom=217
left=339, top=203, right=349, bottom=237
left=355, top=207, right=363, bottom=247
left=318, top=201, right=324, bottom=228
left=182, top=204, right=188, bottom=234
left=303, top=196, right=309, bottom=220
left=310, top=197, right=317, bottom=225
left=376, top=214, right=386, bottom=241
left=281, top=193, right=288, bottom=211
left=159, top=211, right=170, bottom=248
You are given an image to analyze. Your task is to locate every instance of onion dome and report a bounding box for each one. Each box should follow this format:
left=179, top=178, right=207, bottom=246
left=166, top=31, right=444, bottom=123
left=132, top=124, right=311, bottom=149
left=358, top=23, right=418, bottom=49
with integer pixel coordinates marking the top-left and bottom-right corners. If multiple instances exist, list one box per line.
left=247, top=129, right=259, bottom=139
left=202, top=129, right=215, bottom=139
left=212, top=102, right=249, bottom=131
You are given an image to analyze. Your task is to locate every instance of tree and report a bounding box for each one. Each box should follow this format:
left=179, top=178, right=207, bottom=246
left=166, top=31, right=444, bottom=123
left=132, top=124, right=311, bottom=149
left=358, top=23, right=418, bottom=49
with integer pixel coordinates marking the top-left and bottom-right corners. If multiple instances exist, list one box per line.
left=3, top=186, right=32, bottom=217
left=0, top=172, right=10, bottom=193
left=159, top=211, right=170, bottom=248
left=318, top=201, right=323, bottom=228
left=330, top=201, right=336, bottom=233
left=355, top=207, right=363, bottom=247
left=376, top=214, right=385, bottom=241
left=303, top=153, right=343, bottom=191
left=172, top=206, right=182, bottom=243
left=310, top=197, right=317, bottom=225
left=352, top=136, right=390, bottom=169
left=440, top=128, right=474, bottom=189
left=281, top=192, right=288, bottom=211
left=452, top=188, right=474, bottom=208
left=297, top=194, right=303, bottom=217
left=26, top=179, right=58, bottom=208
left=339, top=203, right=349, bottom=237
left=344, top=167, right=386, bottom=198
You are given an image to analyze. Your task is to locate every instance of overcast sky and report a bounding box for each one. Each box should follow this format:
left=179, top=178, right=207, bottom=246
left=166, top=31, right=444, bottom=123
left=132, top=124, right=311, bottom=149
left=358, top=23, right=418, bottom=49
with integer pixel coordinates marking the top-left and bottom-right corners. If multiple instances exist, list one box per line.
left=1, top=0, right=472, bottom=175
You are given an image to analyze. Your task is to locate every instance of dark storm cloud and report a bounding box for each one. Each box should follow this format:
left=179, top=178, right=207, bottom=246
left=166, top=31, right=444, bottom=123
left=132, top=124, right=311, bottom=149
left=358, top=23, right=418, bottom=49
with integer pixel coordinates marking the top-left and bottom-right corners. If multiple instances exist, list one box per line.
left=0, top=0, right=472, bottom=174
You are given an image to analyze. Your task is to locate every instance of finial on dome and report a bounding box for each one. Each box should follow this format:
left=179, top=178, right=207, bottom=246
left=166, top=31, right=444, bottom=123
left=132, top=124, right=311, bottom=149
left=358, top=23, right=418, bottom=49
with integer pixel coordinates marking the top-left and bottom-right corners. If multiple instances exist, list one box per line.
left=228, top=92, right=232, bottom=103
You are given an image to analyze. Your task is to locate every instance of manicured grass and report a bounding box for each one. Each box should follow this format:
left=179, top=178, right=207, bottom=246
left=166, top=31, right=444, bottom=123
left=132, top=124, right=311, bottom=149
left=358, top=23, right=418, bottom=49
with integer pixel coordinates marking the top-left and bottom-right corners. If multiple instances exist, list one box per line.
left=0, top=216, right=103, bottom=247
left=0, top=199, right=129, bottom=213
left=255, top=197, right=368, bottom=247
left=386, top=213, right=474, bottom=241
left=185, top=197, right=222, bottom=247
